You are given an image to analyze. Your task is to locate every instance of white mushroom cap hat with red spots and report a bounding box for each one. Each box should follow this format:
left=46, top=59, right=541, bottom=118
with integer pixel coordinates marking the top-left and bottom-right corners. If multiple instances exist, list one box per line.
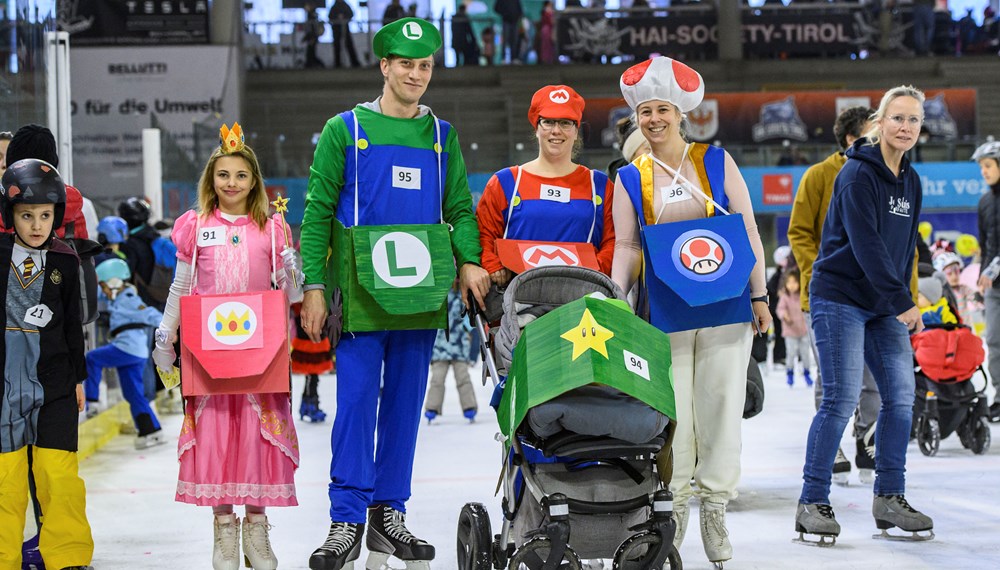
left=619, top=56, right=705, bottom=113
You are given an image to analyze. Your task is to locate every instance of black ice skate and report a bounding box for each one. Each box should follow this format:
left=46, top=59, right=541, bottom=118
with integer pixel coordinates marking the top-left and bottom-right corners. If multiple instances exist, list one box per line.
left=832, top=447, right=852, bottom=486
left=856, top=423, right=876, bottom=485
left=366, top=504, right=434, bottom=570
left=872, top=495, right=934, bottom=541
left=793, top=503, right=840, bottom=547
left=309, top=522, right=364, bottom=570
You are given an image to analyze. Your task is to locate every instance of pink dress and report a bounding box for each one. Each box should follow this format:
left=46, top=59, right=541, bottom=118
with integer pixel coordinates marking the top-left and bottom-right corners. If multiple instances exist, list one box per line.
left=172, top=209, right=299, bottom=507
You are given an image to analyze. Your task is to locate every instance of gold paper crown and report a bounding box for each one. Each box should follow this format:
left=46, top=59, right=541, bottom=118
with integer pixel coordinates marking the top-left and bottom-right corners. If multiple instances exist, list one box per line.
left=214, top=310, right=251, bottom=337
left=220, top=122, right=245, bottom=154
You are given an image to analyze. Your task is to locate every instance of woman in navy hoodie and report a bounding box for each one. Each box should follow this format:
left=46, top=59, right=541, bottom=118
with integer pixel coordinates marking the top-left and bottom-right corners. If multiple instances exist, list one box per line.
left=795, top=86, right=934, bottom=545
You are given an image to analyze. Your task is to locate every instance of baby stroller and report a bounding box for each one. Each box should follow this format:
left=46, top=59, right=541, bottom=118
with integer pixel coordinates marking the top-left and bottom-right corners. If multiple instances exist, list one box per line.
left=911, top=323, right=991, bottom=456
left=456, top=266, right=681, bottom=570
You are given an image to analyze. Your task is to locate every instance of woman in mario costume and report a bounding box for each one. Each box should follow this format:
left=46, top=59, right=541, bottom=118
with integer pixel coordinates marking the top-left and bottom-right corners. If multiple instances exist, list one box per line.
left=151, top=123, right=304, bottom=570
left=476, top=85, right=615, bottom=284
left=610, top=57, right=770, bottom=567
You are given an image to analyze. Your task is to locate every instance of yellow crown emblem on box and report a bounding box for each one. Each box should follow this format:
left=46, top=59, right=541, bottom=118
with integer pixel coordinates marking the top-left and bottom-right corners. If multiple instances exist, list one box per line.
left=214, top=309, right=251, bottom=336
left=220, top=122, right=245, bottom=155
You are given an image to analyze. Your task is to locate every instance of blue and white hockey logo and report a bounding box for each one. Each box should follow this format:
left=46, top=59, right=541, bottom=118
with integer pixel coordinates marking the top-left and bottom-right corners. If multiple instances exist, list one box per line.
left=671, top=229, right=734, bottom=283
left=752, top=96, right=808, bottom=142
left=922, top=94, right=957, bottom=140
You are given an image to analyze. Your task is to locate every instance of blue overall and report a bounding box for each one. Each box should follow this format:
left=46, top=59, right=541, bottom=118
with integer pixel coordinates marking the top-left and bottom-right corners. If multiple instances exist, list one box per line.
left=494, top=167, right=609, bottom=247
left=84, top=285, right=162, bottom=433
left=330, top=110, right=447, bottom=522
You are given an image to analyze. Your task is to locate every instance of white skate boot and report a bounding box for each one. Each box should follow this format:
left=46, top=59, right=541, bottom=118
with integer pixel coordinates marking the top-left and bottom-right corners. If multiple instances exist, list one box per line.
left=134, top=429, right=168, bottom=450
left=213, top=513, right=241, bottom=570
left=700, top=501, right=732, bottom=569
left=242, top=513, right=278, bottom=570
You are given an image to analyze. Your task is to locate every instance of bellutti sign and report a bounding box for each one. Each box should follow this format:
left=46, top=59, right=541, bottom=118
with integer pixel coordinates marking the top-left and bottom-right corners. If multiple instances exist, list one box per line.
left=70, top=46, right=240, bottom=204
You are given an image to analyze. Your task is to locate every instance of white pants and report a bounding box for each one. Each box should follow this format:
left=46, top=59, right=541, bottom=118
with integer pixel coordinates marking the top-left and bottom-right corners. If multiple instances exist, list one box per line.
left=668, top=322, right=752, bottom=508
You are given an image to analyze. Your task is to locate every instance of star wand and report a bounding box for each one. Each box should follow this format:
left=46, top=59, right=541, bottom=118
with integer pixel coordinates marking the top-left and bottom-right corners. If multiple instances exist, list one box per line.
left=271, top=194, right=298, bottom=289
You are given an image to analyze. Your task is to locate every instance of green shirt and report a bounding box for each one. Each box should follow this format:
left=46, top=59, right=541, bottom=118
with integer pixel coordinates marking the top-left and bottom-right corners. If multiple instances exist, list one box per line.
left=300, top=103, right=482, bottom=288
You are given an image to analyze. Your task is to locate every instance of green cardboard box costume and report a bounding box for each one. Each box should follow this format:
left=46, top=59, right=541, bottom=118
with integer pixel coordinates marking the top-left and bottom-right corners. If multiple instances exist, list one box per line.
left=498, top=295, right=676, bottom=446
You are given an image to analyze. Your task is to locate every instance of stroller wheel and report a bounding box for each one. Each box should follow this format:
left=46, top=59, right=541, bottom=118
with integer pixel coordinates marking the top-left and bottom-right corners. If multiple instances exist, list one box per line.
left=612, top=531, right=683, bottom=570
left=970, top=417, right=992, bottom=455
left=457, top=503, right=493, bottom=570
left=508, top=537, right=582, bottom=570
left=916, top=417, right=941, bottom=457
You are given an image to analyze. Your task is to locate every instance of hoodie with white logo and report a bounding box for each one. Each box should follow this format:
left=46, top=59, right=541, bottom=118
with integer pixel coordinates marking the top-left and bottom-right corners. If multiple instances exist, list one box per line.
left=811, top=139, right=922, bottom=316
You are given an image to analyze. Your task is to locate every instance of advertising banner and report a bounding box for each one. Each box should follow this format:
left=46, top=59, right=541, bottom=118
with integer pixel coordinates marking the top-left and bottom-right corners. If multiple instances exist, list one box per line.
left=583, top=89, right=976, bottom=148
left=60, top=0, right=210, bottom=46
left=71, top=46, right=241, bottom=205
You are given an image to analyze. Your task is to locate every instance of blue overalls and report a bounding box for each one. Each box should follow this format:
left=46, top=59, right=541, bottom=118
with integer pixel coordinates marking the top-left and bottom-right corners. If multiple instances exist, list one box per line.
left=494, top=166, right=609, bottom=248
left=329, top=110, right=450, bottom=523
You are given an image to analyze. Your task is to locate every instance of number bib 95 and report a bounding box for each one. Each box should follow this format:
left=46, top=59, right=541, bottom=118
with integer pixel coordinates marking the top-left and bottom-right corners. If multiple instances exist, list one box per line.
left=393, top=166, right=421, bottom=190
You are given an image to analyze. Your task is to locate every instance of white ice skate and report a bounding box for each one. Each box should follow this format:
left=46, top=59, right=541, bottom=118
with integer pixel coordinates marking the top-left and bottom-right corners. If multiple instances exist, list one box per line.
left=700, top=502, right=732, bottom=569
left=134, top=430, right=167, bottom=450
left=243, top=513, right=278, bottom=570
left=213, top=513, right=241, bottom=570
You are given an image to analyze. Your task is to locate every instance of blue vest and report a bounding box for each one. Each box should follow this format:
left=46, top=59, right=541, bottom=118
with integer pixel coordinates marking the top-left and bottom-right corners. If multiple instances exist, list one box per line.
left=619, top=145, right=754, bottom=334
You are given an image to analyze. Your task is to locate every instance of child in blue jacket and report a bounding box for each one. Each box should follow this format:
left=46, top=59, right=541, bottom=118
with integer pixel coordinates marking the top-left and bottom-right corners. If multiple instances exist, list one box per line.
left=85, top=257, right=166, bottom=449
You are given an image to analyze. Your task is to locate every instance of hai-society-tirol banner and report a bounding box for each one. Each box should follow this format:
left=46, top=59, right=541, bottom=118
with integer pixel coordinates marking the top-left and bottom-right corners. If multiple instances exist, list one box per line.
left=583, top=88, right=976, bottom=149
left=70, top=46, right=240, bottom=205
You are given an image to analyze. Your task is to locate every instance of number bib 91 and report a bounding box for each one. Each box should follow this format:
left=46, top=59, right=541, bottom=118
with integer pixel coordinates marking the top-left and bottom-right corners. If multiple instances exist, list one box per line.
left=198, top=228, right=226, bottom=247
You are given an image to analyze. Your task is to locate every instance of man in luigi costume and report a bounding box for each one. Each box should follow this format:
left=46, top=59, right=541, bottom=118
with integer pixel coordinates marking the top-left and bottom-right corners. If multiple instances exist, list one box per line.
left=299, top=16, right=489, bottom=570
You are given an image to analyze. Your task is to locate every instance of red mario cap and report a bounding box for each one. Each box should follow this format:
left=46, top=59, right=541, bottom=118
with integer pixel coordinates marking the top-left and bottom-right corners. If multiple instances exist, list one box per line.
left=527, top=85, right=585, bottom=128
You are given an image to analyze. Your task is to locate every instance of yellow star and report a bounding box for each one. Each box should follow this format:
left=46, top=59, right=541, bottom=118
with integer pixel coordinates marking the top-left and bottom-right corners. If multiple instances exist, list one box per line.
left=560, top=308, right=615, bottom=361
left=271, top=194, right=289, bottom=214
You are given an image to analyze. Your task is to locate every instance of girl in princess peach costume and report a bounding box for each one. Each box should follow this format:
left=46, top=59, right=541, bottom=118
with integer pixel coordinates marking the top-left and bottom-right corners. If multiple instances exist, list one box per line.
left=152, top=123, right=304, bottom=570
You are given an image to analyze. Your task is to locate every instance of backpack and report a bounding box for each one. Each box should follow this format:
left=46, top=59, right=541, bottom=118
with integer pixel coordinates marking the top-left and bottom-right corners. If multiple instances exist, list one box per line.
left=135, top=235, right=177, bottom=304
left=911, top=324, right=985, bottom=383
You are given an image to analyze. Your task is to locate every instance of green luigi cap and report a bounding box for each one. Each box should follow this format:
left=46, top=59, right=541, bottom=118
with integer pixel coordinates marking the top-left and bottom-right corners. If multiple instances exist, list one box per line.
left=373, top=17, right=442, bottom=59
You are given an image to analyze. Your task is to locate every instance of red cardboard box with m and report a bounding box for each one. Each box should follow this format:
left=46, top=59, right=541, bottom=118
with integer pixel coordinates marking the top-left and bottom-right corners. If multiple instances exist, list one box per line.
left=180, top=290, right=290, bottom=396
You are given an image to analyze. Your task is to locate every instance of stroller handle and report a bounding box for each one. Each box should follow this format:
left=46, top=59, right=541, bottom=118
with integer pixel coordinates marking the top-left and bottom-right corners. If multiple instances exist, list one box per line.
left=466, top=290, right=502, bottom=387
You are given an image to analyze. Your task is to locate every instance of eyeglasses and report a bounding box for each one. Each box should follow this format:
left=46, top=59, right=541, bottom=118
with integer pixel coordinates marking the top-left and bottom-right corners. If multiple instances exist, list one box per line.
left=886, top=115, right=923, bottom=127
left=538, top=118, right=577, bottom=131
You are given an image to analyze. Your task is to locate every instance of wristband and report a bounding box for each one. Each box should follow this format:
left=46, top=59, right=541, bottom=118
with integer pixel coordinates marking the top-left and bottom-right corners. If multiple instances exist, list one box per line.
left=751, top=295, right=769, bottom=304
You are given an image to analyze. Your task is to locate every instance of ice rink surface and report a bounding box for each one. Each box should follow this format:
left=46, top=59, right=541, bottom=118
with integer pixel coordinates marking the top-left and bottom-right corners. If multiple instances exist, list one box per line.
left=80, top=363, right=1000, bottom=569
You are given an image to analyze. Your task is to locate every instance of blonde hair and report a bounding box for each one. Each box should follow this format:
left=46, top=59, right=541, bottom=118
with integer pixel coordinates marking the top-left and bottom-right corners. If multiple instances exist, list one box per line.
left=196, top=145, right=269, bottom=229
left=863, top=85, right=926, bottom=146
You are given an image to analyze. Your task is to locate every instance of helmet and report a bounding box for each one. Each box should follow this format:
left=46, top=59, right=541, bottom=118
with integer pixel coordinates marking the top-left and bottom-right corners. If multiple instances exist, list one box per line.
left=96, top=257, right=131, bottom=283
left=971, top=141, right=1000, bottom=162
left=97, top=216, right=129, bottom=244
left=0, top=158, right=66, bottom=230
left=932, top=251, right=963, bottom=273
left=117, top=196, right=150, bottom=229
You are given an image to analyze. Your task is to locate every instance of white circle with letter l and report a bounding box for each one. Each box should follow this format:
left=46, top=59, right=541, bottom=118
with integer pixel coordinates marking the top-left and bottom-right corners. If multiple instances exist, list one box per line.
left=402, top=22, right=423, bottom=40
left=372, top=232, right=432, bottom=288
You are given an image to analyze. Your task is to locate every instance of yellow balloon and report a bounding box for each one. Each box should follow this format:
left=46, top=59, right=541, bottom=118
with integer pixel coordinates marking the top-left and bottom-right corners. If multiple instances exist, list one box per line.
left=918, top=221, right=933, bottom=243
left=956, top=234, right=980, bottom=258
